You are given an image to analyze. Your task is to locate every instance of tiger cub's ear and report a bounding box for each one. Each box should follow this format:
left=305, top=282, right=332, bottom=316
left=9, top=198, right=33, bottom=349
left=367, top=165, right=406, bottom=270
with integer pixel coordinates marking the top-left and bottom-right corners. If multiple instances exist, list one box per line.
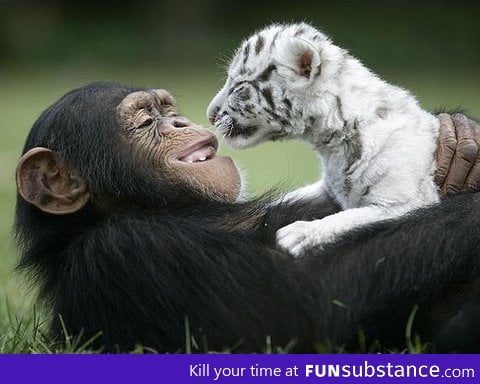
left=276, top=37, right=321, bottom=79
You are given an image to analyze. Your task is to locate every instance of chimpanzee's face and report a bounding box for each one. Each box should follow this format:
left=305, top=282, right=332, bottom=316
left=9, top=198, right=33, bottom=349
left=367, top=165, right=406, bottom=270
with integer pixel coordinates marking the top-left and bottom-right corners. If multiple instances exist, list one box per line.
left=116, top=90, right=242, bottom=203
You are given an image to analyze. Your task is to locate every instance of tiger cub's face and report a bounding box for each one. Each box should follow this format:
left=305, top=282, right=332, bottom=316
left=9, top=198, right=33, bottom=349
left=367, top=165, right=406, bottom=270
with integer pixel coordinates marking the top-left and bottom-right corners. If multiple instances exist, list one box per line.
left=207, top=23, right=325, bottom=149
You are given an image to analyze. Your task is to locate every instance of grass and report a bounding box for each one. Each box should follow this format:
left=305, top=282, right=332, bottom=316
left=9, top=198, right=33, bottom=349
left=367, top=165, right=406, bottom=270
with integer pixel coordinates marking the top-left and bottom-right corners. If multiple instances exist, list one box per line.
left=0, top=63, right=478, bottom=352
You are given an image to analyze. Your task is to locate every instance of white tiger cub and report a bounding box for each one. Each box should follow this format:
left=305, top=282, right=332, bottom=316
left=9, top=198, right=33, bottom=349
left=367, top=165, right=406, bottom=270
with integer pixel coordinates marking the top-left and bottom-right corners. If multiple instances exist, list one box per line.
left=207, top=22, right=440, bottom=256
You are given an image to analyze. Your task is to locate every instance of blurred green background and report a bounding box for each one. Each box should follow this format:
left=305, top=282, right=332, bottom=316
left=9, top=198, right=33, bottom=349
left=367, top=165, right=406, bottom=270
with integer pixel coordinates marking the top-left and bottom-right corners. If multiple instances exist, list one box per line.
left=0, top=0, right=479, bottom=332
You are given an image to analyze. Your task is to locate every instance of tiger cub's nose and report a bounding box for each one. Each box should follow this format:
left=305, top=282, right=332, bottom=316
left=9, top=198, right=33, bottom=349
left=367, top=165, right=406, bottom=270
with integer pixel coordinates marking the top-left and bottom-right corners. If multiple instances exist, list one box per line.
left=207, top=106, right=220, bottom=125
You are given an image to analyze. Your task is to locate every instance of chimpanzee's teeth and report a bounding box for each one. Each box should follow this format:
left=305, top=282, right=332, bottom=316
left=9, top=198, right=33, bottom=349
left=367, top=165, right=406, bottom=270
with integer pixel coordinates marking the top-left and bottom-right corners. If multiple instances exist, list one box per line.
left=180, top=144, right=216, bottom=163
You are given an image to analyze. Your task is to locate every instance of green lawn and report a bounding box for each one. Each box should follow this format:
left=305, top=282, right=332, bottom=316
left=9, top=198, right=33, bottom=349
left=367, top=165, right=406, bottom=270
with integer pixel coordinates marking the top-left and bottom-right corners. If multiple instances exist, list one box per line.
left=0, top=64, right=478, bottom=351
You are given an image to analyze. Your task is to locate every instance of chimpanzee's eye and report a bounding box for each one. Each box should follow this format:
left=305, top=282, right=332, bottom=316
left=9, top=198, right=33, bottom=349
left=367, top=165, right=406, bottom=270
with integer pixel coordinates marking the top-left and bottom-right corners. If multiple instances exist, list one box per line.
left=137, top=117, right=153, bottom=128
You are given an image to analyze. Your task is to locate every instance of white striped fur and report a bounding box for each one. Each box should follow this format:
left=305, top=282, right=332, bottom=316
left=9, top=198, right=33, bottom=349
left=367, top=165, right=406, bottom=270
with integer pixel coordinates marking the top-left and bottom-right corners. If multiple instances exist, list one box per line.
left=207, top=23, right=440, bottom=256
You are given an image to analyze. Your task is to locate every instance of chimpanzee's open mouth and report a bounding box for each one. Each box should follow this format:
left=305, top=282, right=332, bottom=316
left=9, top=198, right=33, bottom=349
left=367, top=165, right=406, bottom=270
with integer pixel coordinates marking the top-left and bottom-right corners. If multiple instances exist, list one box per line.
left=177, top=136, right=218, bottom=163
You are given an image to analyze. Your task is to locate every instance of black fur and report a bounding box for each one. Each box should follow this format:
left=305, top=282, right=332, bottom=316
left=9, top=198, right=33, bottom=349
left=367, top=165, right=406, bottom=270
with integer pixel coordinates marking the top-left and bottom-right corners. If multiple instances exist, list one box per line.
left=257, top=64, right=276, bottom=82
left=261, top=87, right=276, bottom=111
left=242, top=43, right=250, bottom=65
left=254, top=34, right=265, bottom=55
left=15, top=82, right=480, bottom=352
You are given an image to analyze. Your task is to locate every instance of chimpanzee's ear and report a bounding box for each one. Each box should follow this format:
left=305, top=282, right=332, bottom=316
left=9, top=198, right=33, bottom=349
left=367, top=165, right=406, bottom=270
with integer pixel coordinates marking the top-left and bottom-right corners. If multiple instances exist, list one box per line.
left=276, top=37, right=321, bottom=78
left=16, top=147, right=90, bottom=215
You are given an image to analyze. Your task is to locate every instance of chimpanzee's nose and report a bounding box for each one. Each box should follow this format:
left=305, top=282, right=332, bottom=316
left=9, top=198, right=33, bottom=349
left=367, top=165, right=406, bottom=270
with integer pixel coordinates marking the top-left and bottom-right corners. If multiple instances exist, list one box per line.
left=159, top=116, right=192, bottom=131
left=171, top=117, right=192, bottom=128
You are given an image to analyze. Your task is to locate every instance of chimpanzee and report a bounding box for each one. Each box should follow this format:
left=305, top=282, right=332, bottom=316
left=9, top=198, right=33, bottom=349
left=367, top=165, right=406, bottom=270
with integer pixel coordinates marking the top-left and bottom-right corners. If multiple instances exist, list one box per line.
left=14, top=82, right=480, bottom=352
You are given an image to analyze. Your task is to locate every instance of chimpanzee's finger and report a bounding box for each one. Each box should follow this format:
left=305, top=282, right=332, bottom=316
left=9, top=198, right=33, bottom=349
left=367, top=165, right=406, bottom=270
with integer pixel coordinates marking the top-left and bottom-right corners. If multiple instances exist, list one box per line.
left=435, top=113, right=457, bottom=188
left=442, top=114, right=478, bottom=196
left=465, top=118, right=480, bottom=192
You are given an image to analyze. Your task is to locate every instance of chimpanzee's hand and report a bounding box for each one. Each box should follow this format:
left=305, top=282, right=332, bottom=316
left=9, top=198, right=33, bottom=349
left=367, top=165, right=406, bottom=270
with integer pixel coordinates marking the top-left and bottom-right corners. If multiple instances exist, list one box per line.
left=435, top=113, right=480, bottom=197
